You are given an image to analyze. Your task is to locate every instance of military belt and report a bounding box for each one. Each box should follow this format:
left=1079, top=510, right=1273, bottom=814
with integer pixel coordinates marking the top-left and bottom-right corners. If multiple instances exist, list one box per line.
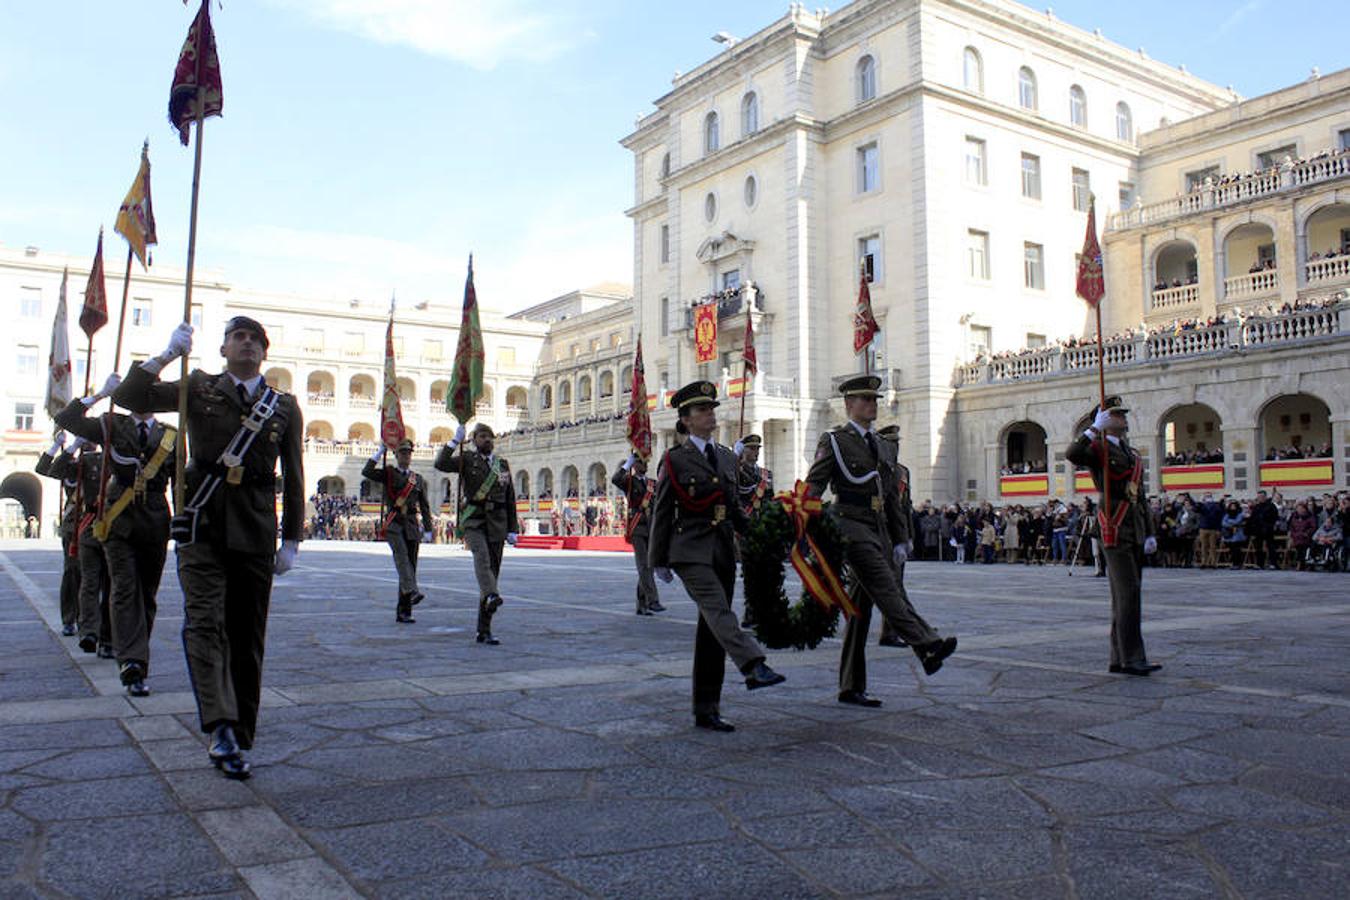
left=834, top=490, right=885, bottom=511
left=199, top=461, right=276, bottom=487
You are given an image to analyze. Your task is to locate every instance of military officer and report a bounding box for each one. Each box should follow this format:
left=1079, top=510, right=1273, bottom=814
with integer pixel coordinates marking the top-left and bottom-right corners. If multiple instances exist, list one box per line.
left=55, top=374, right=176, bottom=697
left=1066, top=396, right=1161, bottom=676
left=363, top=438, right=433, bottom=623
left=35, top=432, right=81, bottom=637
left=46, top=437, right=114, bottom=657
left=876, top=424, right=909, bottom=649
left=435, top=423, right=518, bottom=645
left=612, top=454, right=664, bottom=615
left=806, top=375, right=957, bottom=708
left=114, top=317, right=304, bottom=780
left=649, top=381, right=786, bottom=732
left=733, top=433, right=774, bottom=626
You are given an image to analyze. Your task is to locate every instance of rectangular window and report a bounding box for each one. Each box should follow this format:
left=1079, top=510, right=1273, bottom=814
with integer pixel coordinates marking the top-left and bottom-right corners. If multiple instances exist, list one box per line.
left=302, top=328, right=324, bottom=353
left=660, top=224, right=670, bottom=264
left=570, top=344, right=580, bottom=358
left=1256, top=144, right=1297, bottom=170
left=343, top=332, right=366, bottom=355
left=858, top=234, right=881, bottom=283
left=865, top=327, right=884, bottom=372
left=13, top=402, right=35, bottom=431
left=130, top=299, right=153, bottom=327
left=610, top=332, right=623, bottom=348
left=721, top=269, right=740, bottom=291
left=1026, top=333, right=1046, bottom=349
left=1020, top=153, right=1041, bottom=199
left=857, top=142, right=879, bottom=193
left=1340, top=128, right=1350, bottom=152
left=20, top=287, right=42, bottom=318
left=964, top=137, right=987, bottom=186
left=74, top=355, right=93, bottom=385
left=190, top=303, right=204, bottom=329
left=589, top=338, right=601, bottom=353
left=1185, top=165, right=1219, bottom=192
left=1071, top=168, right=1091, bottom=212
left=969, top=325, right=992, bottom=358
left=660, top=297, right=670, bottom=337
left=1258, top=243, right=1276, bottom=267
left=497, top=346, right=516, bottom=366
left=1119, top=181, right=1137, bottom=210
left=424, top=339, right=444, bottom=362
left=1023, top=242, right=1045, bottom=290
left=966, top=230, right=990, bottom=280
left=17, top=345, right=40, bottom=376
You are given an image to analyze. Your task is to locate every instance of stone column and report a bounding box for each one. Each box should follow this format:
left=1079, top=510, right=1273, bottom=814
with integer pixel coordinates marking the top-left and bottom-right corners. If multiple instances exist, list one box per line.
left=984, top=442, right=1000, bottom=505
left=1333, top=416, right=1349, bottom=491
left=1222, top=424, right=1260, bottom=495
left=1273, top=201, right=1299, bottom=307
left=1132, top=432, right=1159, bottom=496
left=1196, top=219, right=1219, bottom=319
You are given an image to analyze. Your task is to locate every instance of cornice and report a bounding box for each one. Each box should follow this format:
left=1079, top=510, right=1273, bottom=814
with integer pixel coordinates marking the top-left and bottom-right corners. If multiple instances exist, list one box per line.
left=662, top=112, right=825, bottom=189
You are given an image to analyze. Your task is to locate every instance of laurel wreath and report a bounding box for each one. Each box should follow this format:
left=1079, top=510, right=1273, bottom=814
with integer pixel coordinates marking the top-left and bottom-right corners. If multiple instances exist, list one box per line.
left=740, top=497, right=848, bottom=650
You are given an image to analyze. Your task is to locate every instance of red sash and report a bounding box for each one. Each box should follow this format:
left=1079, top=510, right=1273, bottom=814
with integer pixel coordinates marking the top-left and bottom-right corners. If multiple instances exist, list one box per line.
left=662, top=454, right=725, bottom=513
left=1096, top=451, right=1143, bottom=548
left=623, top=473, right=654, bottom=542
left=379, top=471, right=417, bottom=539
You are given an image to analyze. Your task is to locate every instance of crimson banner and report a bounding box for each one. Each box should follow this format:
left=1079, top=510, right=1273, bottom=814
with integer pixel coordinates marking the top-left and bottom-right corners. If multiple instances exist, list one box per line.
left=694, top=302, right=717, bottom=363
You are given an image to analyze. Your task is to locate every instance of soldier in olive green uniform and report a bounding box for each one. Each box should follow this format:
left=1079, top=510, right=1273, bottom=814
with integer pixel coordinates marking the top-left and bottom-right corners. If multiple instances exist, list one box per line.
left=649, top=381, right=785, bottom=732
left=435, top=423, right=518, bottom=644
left=47, top=439, right=114, bottom=657
left=733, top=434, right=773, bottom=627
left=876, top=424, right=910, bottom=649
left=363, top=438, right=433, bottom=623
left=35, top=433, right=81, bottom=636
left=612, top=455, right=663, bottom=615
left=114, top=317, right=304, bottom=780
left=806, top=375, right=957, bottom=707
left=1066, top=397, right=1161, bottom=676
left=55, top=375, right=176, bottom=697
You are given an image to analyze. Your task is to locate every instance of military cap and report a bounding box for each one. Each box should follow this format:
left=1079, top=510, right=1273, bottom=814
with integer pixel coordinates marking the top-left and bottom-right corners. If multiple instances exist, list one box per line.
left=839, top=374, right=883, bottom=398
left=878, top=424, right=901, bottom=442
left=223, top=315, right=269, bottom=349
left=395, top=438, right=415, bottom=452
left=671, top=380, right=720, bottom=411
left=1088, top=394, right=1129, bottom=420
left=741, top=434, right=763, bottom=447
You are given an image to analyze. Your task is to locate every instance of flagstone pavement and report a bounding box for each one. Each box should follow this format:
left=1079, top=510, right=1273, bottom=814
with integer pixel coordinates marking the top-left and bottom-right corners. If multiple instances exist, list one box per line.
left=0, top=539, right=1346, bottom=899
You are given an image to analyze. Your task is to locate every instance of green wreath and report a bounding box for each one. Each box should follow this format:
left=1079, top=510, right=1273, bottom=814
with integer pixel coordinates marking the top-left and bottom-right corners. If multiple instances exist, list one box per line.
left=740, top=497, right=849, bottom=650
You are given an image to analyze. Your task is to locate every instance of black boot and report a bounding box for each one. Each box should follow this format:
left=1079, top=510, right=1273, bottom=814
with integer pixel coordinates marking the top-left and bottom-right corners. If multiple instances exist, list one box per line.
left=396, top=592, right=415, bottom=623
left=208, top=723, right=251, bottom=780
left=477, top=594, right=503, bottom=644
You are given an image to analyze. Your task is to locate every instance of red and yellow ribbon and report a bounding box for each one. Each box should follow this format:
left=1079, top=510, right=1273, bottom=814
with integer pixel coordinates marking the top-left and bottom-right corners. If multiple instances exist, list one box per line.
left=777, top=481, right=857, bottom=618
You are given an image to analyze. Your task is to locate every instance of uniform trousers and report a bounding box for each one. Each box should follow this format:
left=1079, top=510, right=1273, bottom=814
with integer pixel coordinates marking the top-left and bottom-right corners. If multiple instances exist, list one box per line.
left=1103, top=543, right=1149, bottom=669
left=839, top=556, right=934, bottom=694
left=629, top=531, right=659, bottom=612
left=463, top=527, right=504, bottom=633
left=672, top=539, right=765, bottom=716
left=386, top=529, right=421, bottom=596
left=176, top=542, right=273, bottom=750
left=58, top=530, right=81, bottom=627
left=102, top=507, right=168, bottom=675
left=76, top=531, right=111, bottom=645
left=838, top=519, right=940, bottom=651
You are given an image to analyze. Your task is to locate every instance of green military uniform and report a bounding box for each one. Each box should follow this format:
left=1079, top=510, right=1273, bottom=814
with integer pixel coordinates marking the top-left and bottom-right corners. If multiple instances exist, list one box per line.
left=35, top=445, right=82, bottom=632
left=113, top=361, right=304, bottom=750
left=1065, top=398, right=1156, bottom=672
left=805, top=376, right=955, bottom=697
left=876, top=427, right=911, bottom=648
left=434, top=440, right=517, bottom=641
left=54, top=399, right=175, bottom=691
left=363, top=444, right=433, bottom=622
left=612, top=461, right=660, bottom=614
left=47, top=447, right=113, bottom=653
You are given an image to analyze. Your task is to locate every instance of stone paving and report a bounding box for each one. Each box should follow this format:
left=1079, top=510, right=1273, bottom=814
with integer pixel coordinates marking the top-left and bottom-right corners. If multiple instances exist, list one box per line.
left=0, top=538, right=1346, bottom=899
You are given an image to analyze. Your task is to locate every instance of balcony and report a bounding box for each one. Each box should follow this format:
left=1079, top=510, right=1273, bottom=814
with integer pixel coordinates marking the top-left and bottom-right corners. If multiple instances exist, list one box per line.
left=1224, top=270, right=1279, bottom=301
left=307, top=394, right=336, bottom=408
left=677, top=282, right=764, bottom=332
left=349, top=396, right=375, bottom=410
left=1306, top=255, right=1350, bottom=287
left=1150, top=283, right=1199, bottom=312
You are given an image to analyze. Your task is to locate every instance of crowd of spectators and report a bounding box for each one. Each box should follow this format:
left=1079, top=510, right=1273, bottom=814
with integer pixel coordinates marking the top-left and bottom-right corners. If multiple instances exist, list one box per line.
left=998, top=460, right=1048, bottom=476
left=1265, top=442, right=1334, bottom=461
left=497, top=409, right=626, bottom=441
left=1164, top=447, right=1224, bottom=465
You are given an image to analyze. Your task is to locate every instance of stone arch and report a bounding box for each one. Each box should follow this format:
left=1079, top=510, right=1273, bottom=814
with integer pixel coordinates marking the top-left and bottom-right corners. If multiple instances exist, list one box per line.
left=429, top=379, right=449, bottom=407
left=1299, top=200, right=1350, bottom=286
left=561, top=465, right=579, bottom=497
left=349, top=373, right=376, bottom=401
left=1151, top=238, right=1199, bottom=286
left=0, top=472, right=41, bottom=520
left=537, top=468, right=554, bottom=497
left=559, top=380, right=572, bottom=406
left=1159, top=403, right=1223, bottom=462
left=263, top=367, right=292, bottom=392
left=588, top=461, right=608, bottom=494
left=1000, top=420, right=1048, bottom=472
left=306, top=370, right=335, bottom=398
left=429, top=426, right=454, bottom=444
left=539, top=384, right=553, bottom=410
left=598, top=370, right=615, bottom=399
left=306, top=420, right=334, bottom=440
left=317, top=475, right=346, bottom=495
left=517, top=469, right=531, bottom=497
left=347, top=422, right=375, bottom=441
left=1221, top=221, right=1278, bottom=277
left=395, top=376, right=416, bottom=403
left=505, top=385, right=528, bottom=410
left=1258, top=393, right=1332, bottom=459
left=578, top=374, right=593, bottom=403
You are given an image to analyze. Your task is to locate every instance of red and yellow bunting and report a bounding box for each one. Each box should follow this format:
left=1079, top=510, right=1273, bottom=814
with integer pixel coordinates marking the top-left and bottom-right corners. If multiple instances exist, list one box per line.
left=537, top=499, right=554, bottom=512
left=1259, top=458, right=1333, bottom=488
left=360, top=501, right=382, bottom=515
left=515, top=499, right=531, bottom=513
left=777, top=481, right=857, bottom=618
left=999, top=474, right=1049, bottom=497
left=1160, top=464, right=1225, bottom=492
left=1073, top=470, right=1094, bottom=492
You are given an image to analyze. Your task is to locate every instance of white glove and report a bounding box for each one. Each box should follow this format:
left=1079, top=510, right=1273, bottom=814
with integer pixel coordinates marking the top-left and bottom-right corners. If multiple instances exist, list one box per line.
left=99, top=372, right=122, bottom=398
left=370, top=447, right=385, bottom=463
left=892, top=543, right=909, bottom=566
left=274, top=540, right=298, bottom=576
left=48, top=435, right=65, bottom=456
left=655, top=567, right=674, bottom=583
left=1143, top=536, right=1158, bottom=555
left=1091, top=409, right=1113, bottom=432
left=162, top=322, right=194, bottom=361
left=733, top=439, right=745, bottom=456
left=506, top=532, right=518, bottom=546
left=423, top=530, right=433, bottom=543
left=69, top=436, right=89, bottom=451
left=905, top=540, right=914, bottom=556
left=451, top=424, right=466, bottom=446
left=621, top=453, right=636, bottom=471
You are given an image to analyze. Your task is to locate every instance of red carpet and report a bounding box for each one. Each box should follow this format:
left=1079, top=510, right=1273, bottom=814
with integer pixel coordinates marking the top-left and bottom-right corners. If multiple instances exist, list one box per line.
left=513, top=535, right=633, bottom=552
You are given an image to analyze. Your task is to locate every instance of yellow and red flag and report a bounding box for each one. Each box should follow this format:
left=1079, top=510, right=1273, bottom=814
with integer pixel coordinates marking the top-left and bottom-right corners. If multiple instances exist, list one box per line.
left=79, top=230, right=108, bottom=339
left=169, top=0, right=223, bottom=146
left=115, top=141, right=157, bottom=269
left=44, top=269, right=73, bottom=417
left=853, top=262, right=879, bottom=354
left=694, top=302, right=717, bottom=363
left=380, top=298, right=406, bottom=449
left=1076, top=196, right=1105, bottom=307
left=626, top=339, right=652, bottom=460
left=447, top=256, right=485, bottom=424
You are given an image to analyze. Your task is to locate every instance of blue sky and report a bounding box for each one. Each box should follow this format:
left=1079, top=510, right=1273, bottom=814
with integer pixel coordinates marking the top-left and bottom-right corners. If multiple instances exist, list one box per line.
left=0, top=1, right=1343, bottom=315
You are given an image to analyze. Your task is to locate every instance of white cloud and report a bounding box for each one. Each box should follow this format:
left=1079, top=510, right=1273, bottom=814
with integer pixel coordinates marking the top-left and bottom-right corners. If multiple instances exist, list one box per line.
left=265, top=0, right=585, bottom=70
left=1216, top=1, right=1265, bottom=37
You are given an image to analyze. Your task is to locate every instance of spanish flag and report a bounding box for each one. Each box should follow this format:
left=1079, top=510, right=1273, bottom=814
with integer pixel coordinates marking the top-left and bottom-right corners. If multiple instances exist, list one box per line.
left=114, top=142, right=157, bottom=269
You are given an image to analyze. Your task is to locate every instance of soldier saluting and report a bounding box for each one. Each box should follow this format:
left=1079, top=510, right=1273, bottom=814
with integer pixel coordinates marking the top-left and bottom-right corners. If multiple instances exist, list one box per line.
left=363, top=438, right=433, bottom=623
left=649, top=381, right=785, bottom=733
left=1066, top=396, right=1161, bottom=676
left=435, top=423, right=518, bottom=645
left=613, top=454, right=664, bottom=616
left=114, top=317, right=304, bottom=780
left=806, top=375, right=957, bottom=708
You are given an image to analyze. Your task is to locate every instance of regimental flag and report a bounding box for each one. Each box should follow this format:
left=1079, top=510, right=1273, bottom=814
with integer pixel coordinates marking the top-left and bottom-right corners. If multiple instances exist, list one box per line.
left=693, top=302, right=717, bottom=363
left=1076, top=195, right=1105, bottom=307
left=79, top=230, right=108, bottom=339
left=626, top=339, right=652, bottom=460
left=115, top=141, right=158, bottom=269
left=742, top=313, right=758, bottom=375
left=853, top=262, right=879, bottom=354
left=44, top=270, right=73, bottom=417
left=447, top=256, right=484, bottom=424
left=380, top=299, right=406, bottom=449
left=169, top=0, right=224, bottom=146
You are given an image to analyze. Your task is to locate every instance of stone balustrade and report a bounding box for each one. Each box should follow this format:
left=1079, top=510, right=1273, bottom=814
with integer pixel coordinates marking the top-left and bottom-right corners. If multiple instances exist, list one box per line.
left=1150, top=283, right=1199, bottom=311
left=1224, top=270, right=1279, bottom=300
left=1306, top=256, right=1350, bottom=286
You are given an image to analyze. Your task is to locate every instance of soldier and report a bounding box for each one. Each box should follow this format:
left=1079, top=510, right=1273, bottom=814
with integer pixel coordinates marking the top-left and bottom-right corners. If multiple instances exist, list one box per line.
left=435, top=423, right=518, bottom=645
left=34, top=432, right=80, bottom=637
left=650, top=381, right=785, bottom=733
left=55, top=374, right=176, bottom=698
left=612, top=454, right=664, bottom=615
left=733, top=433, right=773, bottom=627
left=48, top=437, right=115, bottom=658
left=114, top=317, right=304, bottom=780
left=1066, top=397, right=1161, bottom=676
left=875, top=423, right=910, bottom=649
left=806, top=375, right=957, bottom=708
left=362, top=438, right=433, bottom=623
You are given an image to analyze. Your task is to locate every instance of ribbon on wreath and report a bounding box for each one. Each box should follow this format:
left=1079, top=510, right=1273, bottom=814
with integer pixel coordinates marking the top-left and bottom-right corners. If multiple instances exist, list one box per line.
left=777, top=480, right=857, bottom=618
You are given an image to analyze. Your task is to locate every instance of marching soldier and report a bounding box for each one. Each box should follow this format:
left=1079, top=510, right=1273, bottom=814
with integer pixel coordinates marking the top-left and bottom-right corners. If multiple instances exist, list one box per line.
left=1066, top=396, right=1161, bottom=676
left=114, top=317, right=304, bottom=780
left=35, top=432, right=80, bottom=637
left=733, top=433, right=773, bottom=626
left=876, top=424, right=909, bottom=649
left=55, top=374, right=176, bottom=697
left=649, top=381, right=785, bottom=733
left=363, top=438, right=433, bottom=623
left=45, top=437, right=114, bottom=658
left=612, top=454, right=664, bottom=615
left=806, top=375, right=957, bottom=708
left=435, top=423, right=518, bottom=645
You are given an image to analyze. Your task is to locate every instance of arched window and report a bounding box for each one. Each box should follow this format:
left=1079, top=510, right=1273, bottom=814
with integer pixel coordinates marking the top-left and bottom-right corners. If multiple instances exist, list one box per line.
left=1115, top=102, right=1133, bottom=142
left=1069, top=84, right=1087, bottom=128
left=598, top=370, right=615, bottom=398
left=559, top=380, right=572, bottom=405
left=740, top=91, right=759, bottom=137
left=962, top=47, right=983, bottom=93
left=578, top=374, right=593, bottom=403
left=703, top=111, right=719, bottom=155
left=1018, top=66, right=1038, bottom=111
left=540, top=384, right=552, bottom=409
left=856, top=55, right=877, bottom=104
left=660, top=151, right=671, bottom=179
left=620, top=365, right=633, bottom=392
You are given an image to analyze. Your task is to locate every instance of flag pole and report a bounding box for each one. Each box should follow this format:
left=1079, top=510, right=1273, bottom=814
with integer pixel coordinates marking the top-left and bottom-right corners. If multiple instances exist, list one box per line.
left=737, top=356, right=749, bottom=439
left=112, top=246, right=134, bottom=376
left=1094, top=294, right=1110, bottom=524
left=174, top=95, right=207, bottom=512
left=82, top=335, right=95, bottom=397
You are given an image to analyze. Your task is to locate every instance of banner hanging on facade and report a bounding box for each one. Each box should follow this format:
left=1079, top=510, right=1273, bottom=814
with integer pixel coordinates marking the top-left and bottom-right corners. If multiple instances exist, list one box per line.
left=693, top=302, right=717, bottom=363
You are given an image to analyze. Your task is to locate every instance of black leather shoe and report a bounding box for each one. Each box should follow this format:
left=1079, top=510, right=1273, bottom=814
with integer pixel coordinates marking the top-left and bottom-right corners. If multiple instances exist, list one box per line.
left=1118, top=665, right=1153, bottom=677
left=216, top=754, right=251, bottom=780
left=208, top=724, right=251, bottom=779
left=694, top=714, right=736, bottom=732
left=838, top=690, right=883, bottom=708
left=636, top=608, right=653, bottom=616
left=410, top=591, right=425, bottom=606
left=878, top=635, right=908, bottom=648
left=476, top=631, right=500, bottom=646
left=648, top=601, right=666, bottom=612
left=61, top=623, right=77, bottom=637
left=919, top=636, right=958, bottom=675
left=396, top=611, right=415, bottom=623
left=484, top=594, right=504, bottom=615
left=743, top=661, right=786, bottom=690
left=96, top=643, right=115, bottom=660
left=126, top=679, right=150, bottom=698
left=78, top=635, right=97, bottom=653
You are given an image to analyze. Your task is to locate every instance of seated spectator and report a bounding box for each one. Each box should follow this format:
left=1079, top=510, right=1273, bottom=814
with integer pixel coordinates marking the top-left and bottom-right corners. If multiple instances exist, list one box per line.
left=1221, top=501, right=1247, bottom=569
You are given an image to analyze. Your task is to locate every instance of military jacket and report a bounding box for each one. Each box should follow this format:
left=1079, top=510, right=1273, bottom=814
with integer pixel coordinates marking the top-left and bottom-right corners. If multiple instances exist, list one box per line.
left=805, top=424, right=910, bottom=547
left=36, top=449, right=80, bottom=537
left=113, top=365, right=305, bottom=554
left=649, top=439, right=749, bottom=568
left=736, top=461, right=774, bottom=514
left=611, top=465, right=654, bottom=540
left=434, top=445, right=518, bottom=542
left=362, top=459, right=433, bottom=539
left=1066, top=433, right=1154, bottom=547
